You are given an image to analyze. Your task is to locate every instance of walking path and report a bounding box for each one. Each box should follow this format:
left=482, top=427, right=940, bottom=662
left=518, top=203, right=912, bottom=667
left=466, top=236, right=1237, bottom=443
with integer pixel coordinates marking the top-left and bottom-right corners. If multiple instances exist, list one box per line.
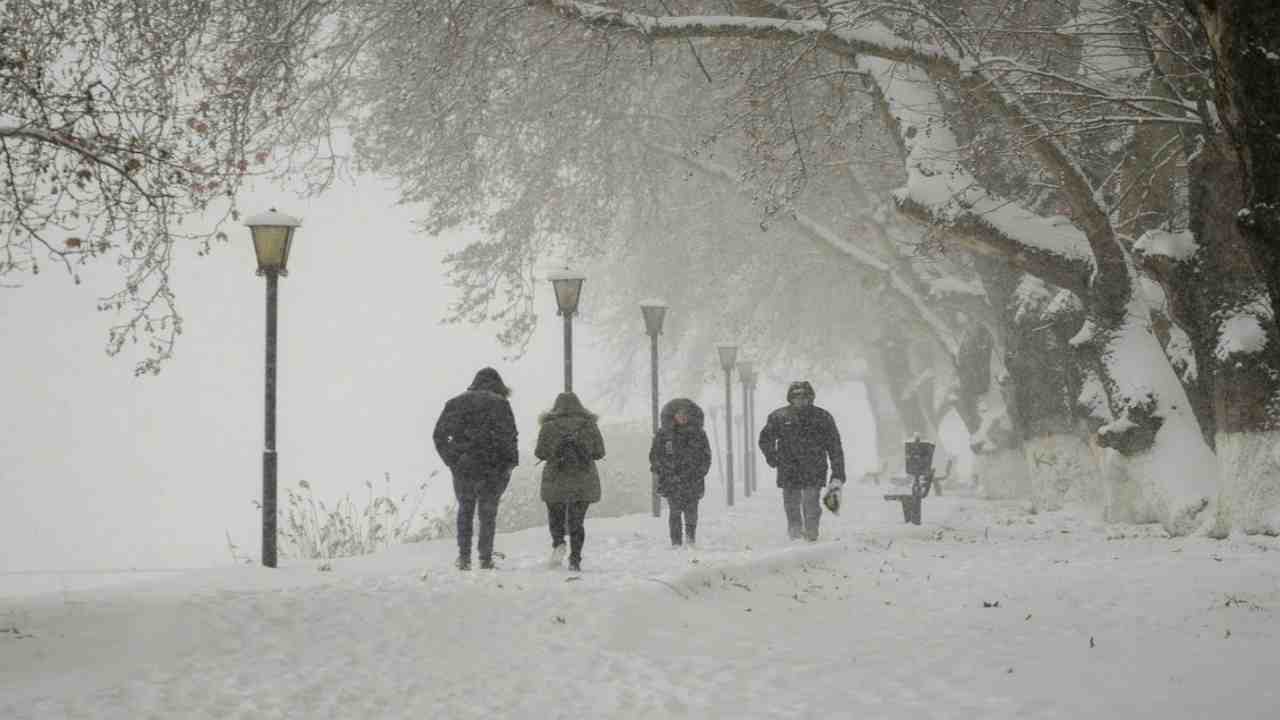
left=3, top=483, right=1278, bottom=719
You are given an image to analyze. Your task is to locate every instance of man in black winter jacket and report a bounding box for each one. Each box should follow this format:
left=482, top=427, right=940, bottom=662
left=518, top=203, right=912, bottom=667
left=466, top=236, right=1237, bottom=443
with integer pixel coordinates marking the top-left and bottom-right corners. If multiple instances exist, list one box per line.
left=433, top=367, right=519, bottom=570
left=758, top=381, right=846, bottom=541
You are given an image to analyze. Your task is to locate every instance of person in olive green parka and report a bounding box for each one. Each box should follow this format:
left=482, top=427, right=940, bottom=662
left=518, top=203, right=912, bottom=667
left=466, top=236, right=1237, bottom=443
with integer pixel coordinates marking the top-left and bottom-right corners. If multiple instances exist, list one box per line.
left=534, top=391, right=606, bottom=572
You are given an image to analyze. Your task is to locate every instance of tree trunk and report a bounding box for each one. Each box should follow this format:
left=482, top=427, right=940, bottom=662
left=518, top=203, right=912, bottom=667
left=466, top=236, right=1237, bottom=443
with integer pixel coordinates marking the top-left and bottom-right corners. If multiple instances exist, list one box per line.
left=864, top=376, right=905, bottom=481
left=1188, top=136, right=1280, bottom=535
left=1187, top=0, right=1280, bottom=350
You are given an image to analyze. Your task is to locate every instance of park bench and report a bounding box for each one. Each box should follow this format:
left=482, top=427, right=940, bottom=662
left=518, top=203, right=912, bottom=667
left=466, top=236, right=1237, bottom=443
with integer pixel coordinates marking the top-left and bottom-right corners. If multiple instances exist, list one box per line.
left=883, top=439, right=951, bottom=525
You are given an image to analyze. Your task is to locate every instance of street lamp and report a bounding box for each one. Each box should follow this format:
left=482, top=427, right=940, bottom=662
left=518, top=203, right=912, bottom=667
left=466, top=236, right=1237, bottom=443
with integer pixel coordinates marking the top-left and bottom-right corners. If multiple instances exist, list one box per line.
left=245, top=208, right=302, bottom=569
left=717, top=344, right=738, bottom=506
left=641, top=299, right=668, bottom=518
left=549, top=268, right=586, bottom=392
left=746, top=366, right=759, bottom=494
left=737, top=360, right=754, bottom=499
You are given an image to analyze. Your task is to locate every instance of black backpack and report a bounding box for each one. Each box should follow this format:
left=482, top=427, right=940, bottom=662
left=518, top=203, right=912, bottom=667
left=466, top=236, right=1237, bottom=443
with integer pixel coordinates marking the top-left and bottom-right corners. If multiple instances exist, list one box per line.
left=554, top=429, right=591, bottom=469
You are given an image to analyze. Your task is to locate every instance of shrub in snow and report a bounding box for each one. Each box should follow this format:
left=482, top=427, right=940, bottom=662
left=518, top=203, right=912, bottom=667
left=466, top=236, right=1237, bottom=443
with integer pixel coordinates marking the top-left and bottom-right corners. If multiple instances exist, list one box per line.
left=282, top=474, right=429, bottom=560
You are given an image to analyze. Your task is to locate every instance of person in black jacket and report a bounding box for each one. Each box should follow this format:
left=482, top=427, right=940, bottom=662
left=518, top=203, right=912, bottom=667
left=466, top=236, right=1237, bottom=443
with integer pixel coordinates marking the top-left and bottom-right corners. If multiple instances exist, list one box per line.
left=649, top=398, right=712, bottom=548
left=433, top=367, right=519, bottom=570
left=758, top=381, right=846, bottom=541
left=534, top=392, right=606, bottom=572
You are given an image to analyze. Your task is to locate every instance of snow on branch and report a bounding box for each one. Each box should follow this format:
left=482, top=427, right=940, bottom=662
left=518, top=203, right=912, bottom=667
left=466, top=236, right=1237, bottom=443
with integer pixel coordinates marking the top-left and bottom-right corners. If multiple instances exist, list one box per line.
left=535, top=1, right=951, bottom=64
left=0, top=125, right=162, bottom=205
left=1134, top=229, right=1198, bottom=262
left=860, top=57, right=1094, bottom=295
left=975, top=57, right=1201, bottom=121
left=534, top=2, right=1114, bottom=293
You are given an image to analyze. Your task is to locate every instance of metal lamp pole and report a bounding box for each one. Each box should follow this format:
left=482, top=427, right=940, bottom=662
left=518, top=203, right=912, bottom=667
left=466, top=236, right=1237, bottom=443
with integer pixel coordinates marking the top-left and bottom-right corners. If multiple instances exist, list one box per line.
left=245, top=209, right=301, bottom=568
left=641, top=301, right=668, bottom=518
left=747, top=369, right=759, bottom=494
left=717, top=345, right=738, bottom=506
left=549, top=269, right=586, bottom=393
left=738, top=361, right=753, bottom=498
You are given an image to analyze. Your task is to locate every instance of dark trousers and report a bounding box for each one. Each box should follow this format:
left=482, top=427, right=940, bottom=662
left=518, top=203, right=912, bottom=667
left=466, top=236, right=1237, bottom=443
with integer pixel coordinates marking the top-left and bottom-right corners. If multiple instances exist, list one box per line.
left=667, top=498, right=699, bottom=545
left=547, top=501, right=590, bottom=562
left=782, top=486, right=822, bottom=540
left=457, top=492, right=501, bottom=561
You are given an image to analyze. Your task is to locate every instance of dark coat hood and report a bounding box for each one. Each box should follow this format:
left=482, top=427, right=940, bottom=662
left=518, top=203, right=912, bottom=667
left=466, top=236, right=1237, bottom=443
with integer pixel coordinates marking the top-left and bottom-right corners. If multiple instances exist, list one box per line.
left=468, top=367, right=510, bottom=398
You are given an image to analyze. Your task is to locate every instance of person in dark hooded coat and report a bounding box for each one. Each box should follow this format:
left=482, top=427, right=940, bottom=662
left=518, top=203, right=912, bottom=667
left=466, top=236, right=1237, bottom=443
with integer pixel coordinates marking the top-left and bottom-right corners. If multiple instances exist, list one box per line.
left=758, top=380, right=846, bottom=541
left=648, top=398, right=712, bottom=547
left=433, top=367, right=519, bottom=570
left=534, top=392, right=606, bottom=572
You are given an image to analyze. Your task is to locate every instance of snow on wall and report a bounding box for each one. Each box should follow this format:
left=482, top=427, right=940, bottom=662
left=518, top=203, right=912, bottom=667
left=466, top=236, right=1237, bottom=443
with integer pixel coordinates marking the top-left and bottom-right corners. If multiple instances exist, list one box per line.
left=1096, top=444, right=1160, bottom=525
left=1214, top=431, right=1280, bottom=537
left=1024, top=433, right=1104, bottom=513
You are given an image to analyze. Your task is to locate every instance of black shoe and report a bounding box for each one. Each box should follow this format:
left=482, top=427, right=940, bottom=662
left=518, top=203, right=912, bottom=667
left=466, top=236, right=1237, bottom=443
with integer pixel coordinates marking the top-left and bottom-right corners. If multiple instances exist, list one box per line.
left=479, top=557, right=495, bottom=570
left=456, top=555, right=471, bottom=571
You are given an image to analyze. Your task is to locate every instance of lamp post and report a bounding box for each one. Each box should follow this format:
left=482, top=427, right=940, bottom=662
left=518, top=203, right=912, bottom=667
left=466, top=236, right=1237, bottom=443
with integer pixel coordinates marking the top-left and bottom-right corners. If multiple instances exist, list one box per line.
left=548, top=268, right=586, bottom=393
left=737, top=360, right=754, bottom=498
left=717, top=344, right=738, bottom=506
left=746, top=367, right=759, bottom=494
left=245, top=208, right=301, bottom=569
left=641, top=300, right=668, bottom=518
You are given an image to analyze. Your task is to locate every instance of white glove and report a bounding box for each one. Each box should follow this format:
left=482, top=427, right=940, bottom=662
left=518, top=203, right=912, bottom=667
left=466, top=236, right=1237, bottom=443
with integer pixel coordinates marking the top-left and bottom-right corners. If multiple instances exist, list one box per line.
left=828, top=477, right=844, bottom=491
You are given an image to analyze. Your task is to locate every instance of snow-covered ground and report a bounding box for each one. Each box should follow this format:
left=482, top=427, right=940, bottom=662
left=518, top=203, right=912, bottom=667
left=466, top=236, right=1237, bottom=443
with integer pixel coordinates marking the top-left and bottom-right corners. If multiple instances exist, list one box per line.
left=3, top=482, right=1278, bottom=719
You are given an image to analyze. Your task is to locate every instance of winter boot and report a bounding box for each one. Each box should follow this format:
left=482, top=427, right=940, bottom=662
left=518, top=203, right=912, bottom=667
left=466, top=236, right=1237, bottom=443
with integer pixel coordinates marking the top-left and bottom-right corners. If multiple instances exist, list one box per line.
left=548, top=543, right=568, bottom=568
left=479, top=556, right=495, bottom=570
left=456, top=555, right=471, bottom=571
left=568, top=556, right=581, bottom=572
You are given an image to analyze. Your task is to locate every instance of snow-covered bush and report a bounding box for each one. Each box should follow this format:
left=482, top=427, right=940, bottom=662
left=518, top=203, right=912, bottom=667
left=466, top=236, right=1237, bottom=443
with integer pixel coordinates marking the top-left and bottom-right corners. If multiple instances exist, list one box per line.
left=281, top=474, right=429, bottom=560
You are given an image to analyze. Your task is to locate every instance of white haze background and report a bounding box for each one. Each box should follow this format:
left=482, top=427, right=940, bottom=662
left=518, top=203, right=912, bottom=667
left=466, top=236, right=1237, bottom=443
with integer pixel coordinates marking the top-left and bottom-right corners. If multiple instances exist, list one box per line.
left=0, top=176, right=920, bottom=573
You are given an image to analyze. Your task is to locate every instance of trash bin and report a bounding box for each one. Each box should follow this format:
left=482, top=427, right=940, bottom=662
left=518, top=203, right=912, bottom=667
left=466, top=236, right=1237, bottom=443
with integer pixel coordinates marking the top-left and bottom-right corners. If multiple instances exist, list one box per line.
left=904, top=440, right=935, bottom=478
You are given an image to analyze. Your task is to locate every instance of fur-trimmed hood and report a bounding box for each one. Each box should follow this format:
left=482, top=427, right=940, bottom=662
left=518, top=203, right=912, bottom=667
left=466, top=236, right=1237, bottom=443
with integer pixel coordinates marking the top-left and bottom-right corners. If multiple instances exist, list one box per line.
left=659, top=397, right=705, bottom=430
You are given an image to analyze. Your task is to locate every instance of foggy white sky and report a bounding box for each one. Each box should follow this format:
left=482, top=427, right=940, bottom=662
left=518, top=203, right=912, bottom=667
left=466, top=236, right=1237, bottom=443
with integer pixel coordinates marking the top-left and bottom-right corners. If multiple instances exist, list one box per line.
left=0, top=175, right=898, bottom=572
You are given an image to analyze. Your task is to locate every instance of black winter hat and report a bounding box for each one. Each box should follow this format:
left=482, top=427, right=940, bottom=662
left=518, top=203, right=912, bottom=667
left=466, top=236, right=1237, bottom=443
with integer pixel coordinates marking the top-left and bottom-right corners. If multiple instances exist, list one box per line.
left=786, top=381, right=816, bottom=402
